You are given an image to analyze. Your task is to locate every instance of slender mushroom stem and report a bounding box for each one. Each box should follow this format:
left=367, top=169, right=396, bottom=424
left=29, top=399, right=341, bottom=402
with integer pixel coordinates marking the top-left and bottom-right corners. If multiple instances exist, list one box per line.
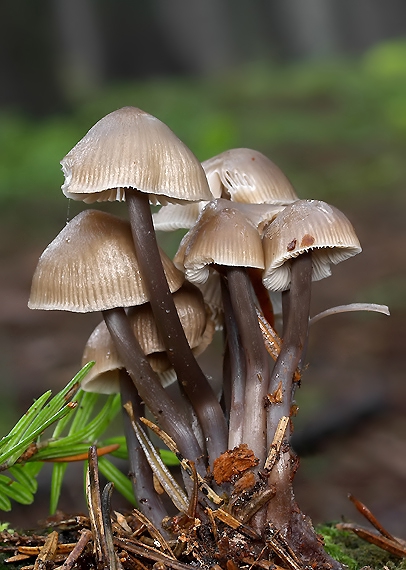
left=102, top=307, right=204, bottom=469
left=266, top=252, right=312, bottom=529
left=119, top=370, right=169, bottom=531
left=126, top=190, right=227, bottom=464
left=220, top=276, right=246, bottom=450
left=226, top=267, right=270, bottom=466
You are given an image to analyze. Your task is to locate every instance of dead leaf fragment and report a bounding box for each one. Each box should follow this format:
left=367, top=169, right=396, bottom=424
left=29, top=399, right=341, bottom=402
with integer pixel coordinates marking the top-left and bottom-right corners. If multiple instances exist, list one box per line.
left=267, top=381, right=283, bottom=404
left=213, top=444, right=259, bottom=484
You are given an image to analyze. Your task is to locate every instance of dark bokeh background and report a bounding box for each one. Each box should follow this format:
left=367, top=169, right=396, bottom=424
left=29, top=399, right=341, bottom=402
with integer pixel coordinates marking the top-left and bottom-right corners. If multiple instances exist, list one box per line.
left=0, top=0, right=405, bottom=536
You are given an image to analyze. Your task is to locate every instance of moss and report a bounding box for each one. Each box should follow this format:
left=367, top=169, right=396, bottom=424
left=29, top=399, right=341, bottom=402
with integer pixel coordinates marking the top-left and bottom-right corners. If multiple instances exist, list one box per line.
left=318, top=524, right=406, bottom=569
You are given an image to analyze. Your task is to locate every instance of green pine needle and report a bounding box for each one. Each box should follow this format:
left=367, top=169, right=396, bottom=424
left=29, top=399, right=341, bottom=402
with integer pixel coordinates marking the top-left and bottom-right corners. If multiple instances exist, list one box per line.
left=0, top=364, right=96, bottom=511
left=50, top=462, right=68, bottom=515
left=97, top=456, right=136, bottom=506
left=0, top=362, right=181, bottom=513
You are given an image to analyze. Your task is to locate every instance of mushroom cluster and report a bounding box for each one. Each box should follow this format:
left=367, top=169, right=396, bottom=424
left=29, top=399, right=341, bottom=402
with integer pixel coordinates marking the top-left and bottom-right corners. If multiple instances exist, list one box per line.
left=29, top=107, right=383, bottom=569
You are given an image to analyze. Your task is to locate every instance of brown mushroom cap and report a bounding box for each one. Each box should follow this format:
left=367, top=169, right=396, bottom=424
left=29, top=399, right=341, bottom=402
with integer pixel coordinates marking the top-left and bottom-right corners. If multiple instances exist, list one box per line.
left=262, top=200, right=362, bottom=291
left=28, top=209, right=184, bottom=312
left=128, top=283, right=213, bottom=355
left=61, top=106, right=213, bottom=205
left=202, top=148, right=298, bottom=204
left=81, top=284, right=215, bottom=393
left=173, top=199, right=265, bottom=284
left=80, top=322, right=177, bottom=394
left=81, top=322, right=123, bottom=394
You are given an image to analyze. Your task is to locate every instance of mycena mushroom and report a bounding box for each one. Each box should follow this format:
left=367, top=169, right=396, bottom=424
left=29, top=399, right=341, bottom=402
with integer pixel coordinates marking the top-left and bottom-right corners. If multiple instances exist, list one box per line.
left=202, top=147, right=298, bottom=204
left=153, top=147, right=297, bottom=231
left=174, top=199, right=271, bottom=468
left=82, top=283, right=215, bottom=396
left=60, top=107, right=227, bottom=463
left=28, top=209, right=203, bottom=467
left=81, top=283, right=215, bottom=525
left=261, top=199, right=362, bottom=536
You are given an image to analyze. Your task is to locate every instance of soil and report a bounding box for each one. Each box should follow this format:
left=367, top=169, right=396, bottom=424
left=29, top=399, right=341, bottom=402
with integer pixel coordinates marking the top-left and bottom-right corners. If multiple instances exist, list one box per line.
left=0, top=195, right=405, bottom=544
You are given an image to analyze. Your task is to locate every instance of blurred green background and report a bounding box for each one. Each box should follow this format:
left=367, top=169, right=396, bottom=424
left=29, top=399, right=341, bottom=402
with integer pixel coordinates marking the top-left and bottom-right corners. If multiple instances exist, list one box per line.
left=0, top=2, right=405, bottom=537
left=2, top=39, right=406, bottom=206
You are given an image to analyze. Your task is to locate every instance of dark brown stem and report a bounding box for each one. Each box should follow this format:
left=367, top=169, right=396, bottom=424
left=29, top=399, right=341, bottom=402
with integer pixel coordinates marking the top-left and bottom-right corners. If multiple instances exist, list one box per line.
left=266, top=252, right=312, bottom=530
left=126, top=190, right=227, bottom=464
left=220, top=276, right=246, bottom=450
left=226, top=267, right=270, bottom=466
left=103, top=307, right=203, bottom=468
left=119, top=370, right=169, bottom=530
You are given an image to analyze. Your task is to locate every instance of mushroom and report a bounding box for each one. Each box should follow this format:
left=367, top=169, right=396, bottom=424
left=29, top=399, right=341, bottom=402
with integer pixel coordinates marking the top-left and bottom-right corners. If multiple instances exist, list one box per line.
left=61, top=107, right=211, bottom=206
left=81, top=283, right=215, bottom=394
left=262, top=199, right=362, bottom=292
left=174, top=199, right=270, bottom=465
left=202, top=147, right=298, bottom=204
left=82, top=284, right=215, bottom=456
left=154, top=146, right=293, bottom=327
left=261, top=199, right=362, bottom=529
left=174, top=199, right=265, bottom=284
left=28, top=209, right=203, bottom=466
left=60, top=107, right=226, bottom=463
left=153, top=146, right=294, bottom=232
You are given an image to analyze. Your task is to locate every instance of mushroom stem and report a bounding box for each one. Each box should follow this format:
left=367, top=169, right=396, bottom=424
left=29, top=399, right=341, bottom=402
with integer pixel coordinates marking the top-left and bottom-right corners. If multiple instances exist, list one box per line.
left=102, top=307, right=204, bottom=468
left=126, top=190, right=227, bottom=464
left=220, top=277, right=246, bottom=450
left=119, top=370, right=169, bottom=531
left=266, top=252, right=312, bottom=529
left=247, top=267, right=275, bottom=327
left=226, top=267, right=270, bottom=466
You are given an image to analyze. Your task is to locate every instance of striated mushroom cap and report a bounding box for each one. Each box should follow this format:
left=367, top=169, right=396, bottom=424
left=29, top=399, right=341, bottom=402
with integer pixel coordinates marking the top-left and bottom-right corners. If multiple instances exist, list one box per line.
left=80, top=322, right=177, bottom=394
left=174, top=199, right=265, bottom=285
left=81, top=284, right=215, bottom=393
left=61, top=106, right=213, bottom=205
left=128, top=283, right=213, bottom=357
left=153, top=201, right=204, bottom=232
left=262, top=200, right=362, bottom=291
left=202, top=148, right=298, bottom=204
left=28, top=209, right=184, bottom=312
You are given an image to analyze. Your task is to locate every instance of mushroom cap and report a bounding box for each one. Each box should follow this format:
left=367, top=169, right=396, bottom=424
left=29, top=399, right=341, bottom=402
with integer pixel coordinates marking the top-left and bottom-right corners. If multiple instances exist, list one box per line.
left=81, top=322, right=177, bottom=394
left=127, top=283, right=213, bottom=356
left=28, top=209, right=184, bottom=312
left=153, top=201, right=205, bottom=232
left=173, top=199, right=265, bottom=284
left=81, top=322, right=123, bottom=394
left=81, top=284, right=215, bottom=394
left=262, top=200, right=362, bottom=291
left=202, top=148, right=298, bottom=204
left=61, top=106, right=213, bottom=205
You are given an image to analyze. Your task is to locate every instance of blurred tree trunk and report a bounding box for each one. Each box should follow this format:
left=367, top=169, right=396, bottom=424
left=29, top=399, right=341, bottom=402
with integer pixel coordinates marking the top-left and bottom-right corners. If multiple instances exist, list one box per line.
left=52, top=0, right=105, bottom=102
left=153, top=0, right=237, bottom=74
left=269, top=0, right=340, bottom=59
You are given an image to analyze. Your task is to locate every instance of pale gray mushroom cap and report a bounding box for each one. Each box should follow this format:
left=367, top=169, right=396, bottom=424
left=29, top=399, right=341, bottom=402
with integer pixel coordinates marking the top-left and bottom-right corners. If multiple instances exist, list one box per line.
left=262, top=200, right=362, bottom=291
left=28, top=209, right=184, bottom=312
left=202, top=148, right=298, bottom=204
left=173, top=199, right=265, bottom=285
left=81, top=284, right=215, bottom=393
left=61, top=106, right=212, bottom=205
